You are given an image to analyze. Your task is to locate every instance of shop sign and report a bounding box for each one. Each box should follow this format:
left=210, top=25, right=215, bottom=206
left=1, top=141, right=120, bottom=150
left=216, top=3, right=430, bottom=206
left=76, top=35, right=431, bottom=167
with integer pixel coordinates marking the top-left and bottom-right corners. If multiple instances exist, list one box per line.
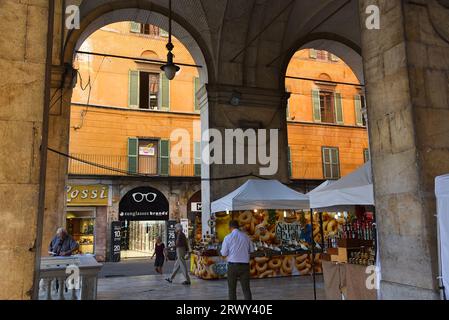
left=191, top=202, right=202, bottom=212
left=67, top=184, right=109, bottom=206
left=119, top=186, right=169, bottom=221
left=275, top=221, right=302, bottom=242
left=110, top=221, right=122, bottom=262
left=166, top=220, right=177, bottom=261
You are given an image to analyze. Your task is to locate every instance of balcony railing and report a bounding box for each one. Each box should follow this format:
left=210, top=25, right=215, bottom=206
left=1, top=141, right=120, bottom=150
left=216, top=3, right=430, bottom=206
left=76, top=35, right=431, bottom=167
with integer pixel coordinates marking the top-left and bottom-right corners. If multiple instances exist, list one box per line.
left=68, top=153, right=198, bottom=177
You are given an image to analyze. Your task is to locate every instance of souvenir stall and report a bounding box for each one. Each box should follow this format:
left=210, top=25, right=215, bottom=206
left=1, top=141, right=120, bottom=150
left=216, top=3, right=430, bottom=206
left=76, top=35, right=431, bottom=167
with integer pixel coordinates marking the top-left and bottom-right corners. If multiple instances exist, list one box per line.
left=435, top=174, right=449, bottom=300
left=191, top=180, right=320, bottom=282
left=308, top=161, right=378, bottom=300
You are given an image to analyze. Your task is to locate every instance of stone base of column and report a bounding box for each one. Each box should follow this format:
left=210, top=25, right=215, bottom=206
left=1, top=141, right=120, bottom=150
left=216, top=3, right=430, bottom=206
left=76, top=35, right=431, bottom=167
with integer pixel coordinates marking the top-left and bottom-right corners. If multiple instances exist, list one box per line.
left=380, top=280, right=440, bottom=300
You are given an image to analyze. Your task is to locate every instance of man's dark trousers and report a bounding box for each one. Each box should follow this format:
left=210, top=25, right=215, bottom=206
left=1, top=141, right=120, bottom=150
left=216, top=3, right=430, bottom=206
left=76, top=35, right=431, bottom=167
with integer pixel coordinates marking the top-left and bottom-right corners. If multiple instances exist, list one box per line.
left=227, top=263, right=252, bottom=300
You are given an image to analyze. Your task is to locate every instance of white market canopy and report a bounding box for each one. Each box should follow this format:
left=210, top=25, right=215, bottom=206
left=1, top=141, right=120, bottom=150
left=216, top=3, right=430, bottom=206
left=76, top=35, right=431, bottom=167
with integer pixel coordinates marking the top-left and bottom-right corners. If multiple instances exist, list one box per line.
left=308, top=161, right=374, bottom=211
left=211, top=179, right=310, bottom=213
left=435, top=174, right=449, bottom=298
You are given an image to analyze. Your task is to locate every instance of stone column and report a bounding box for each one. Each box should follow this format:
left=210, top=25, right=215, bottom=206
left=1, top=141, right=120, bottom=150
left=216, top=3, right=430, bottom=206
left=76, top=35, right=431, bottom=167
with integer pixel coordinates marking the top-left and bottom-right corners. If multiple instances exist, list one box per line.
left=199, top=85, right=289, bottom=235
left=42, top=64, right=74, bottom=255
left=360, top=0, right=449, bottom=299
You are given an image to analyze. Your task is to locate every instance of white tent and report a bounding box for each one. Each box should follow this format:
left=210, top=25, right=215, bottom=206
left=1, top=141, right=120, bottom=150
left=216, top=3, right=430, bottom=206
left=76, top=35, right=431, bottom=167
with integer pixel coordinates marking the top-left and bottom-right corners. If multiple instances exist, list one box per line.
left=307, top=180, right=334, bottom=194
left=308, top=161, right=374, bottom=211
left=211, top=179, right=310, bottom=213
left=435, top=174, right=449, bottom=299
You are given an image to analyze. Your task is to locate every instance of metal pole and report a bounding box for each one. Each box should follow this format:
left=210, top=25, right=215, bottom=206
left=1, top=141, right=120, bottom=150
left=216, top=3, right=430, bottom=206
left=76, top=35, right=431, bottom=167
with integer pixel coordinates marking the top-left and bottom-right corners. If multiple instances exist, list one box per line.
left=310, top=210, right=317, bottom=300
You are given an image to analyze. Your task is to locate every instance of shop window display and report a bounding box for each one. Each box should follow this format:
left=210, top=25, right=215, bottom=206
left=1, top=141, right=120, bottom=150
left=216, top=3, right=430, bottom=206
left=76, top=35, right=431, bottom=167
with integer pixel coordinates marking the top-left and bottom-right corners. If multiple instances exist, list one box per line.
left=66, top=212, right=95, bottom=255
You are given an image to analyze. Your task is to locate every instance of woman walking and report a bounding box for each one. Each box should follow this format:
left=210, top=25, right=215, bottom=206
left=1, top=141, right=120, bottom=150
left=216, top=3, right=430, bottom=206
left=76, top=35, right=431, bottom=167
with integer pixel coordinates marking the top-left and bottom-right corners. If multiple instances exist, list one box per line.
left=152, top=236, right=166, bottom=274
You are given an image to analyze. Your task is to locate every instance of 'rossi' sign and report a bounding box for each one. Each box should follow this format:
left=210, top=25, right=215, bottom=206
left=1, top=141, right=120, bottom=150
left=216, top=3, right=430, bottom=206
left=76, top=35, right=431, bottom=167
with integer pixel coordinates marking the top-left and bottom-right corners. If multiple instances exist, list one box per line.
left=67, top=185, right=110, bottom=206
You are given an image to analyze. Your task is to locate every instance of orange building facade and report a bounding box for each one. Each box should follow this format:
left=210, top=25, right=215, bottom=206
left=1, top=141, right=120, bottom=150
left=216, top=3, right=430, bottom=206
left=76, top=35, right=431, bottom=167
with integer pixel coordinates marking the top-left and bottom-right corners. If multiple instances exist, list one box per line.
left=67, top=22, right=368, bottom=261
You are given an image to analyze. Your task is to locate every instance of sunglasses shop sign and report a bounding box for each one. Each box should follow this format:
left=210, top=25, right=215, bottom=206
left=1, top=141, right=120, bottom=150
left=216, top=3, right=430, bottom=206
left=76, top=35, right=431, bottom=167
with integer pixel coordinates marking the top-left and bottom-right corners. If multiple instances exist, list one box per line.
left=119, top=186, right=169, bottom=221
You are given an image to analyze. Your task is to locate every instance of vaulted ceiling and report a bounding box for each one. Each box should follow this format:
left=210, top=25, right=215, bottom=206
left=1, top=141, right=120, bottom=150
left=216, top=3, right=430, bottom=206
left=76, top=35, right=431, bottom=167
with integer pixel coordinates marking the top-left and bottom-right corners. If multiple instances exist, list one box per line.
left=65, top=0, right=363, bottom=88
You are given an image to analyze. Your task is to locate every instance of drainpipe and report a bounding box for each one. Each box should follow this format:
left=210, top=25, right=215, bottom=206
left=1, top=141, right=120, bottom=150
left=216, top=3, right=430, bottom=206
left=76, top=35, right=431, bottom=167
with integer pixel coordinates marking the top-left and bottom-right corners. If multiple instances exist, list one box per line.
left=32, top=0, right=55, bottom=300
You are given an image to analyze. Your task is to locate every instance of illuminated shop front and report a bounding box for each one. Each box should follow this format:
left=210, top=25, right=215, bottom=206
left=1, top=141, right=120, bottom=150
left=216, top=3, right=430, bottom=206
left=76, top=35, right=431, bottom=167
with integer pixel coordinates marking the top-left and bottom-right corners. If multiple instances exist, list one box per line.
left=66, top=184, right=110, bottom=260
left=118, top=186, right=169, bottom=259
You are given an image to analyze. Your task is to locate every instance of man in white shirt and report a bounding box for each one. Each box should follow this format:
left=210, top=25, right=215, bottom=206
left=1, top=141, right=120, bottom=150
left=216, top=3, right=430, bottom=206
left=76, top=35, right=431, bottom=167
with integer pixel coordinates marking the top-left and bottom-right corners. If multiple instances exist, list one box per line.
left=220, top=220, right=254, bottom=300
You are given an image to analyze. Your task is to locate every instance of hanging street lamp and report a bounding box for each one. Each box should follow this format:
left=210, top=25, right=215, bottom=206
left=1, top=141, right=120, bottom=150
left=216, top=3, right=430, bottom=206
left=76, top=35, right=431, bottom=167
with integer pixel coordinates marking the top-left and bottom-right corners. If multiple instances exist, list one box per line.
left=161, top=0, right=180, bottom=80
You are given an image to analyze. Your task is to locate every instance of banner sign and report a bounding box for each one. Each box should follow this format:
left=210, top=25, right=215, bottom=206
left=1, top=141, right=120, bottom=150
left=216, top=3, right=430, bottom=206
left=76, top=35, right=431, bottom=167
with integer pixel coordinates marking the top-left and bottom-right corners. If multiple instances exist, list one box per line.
left=167, top=220, right=177, bottom=261
left=110, top=221, right=122, bottom=262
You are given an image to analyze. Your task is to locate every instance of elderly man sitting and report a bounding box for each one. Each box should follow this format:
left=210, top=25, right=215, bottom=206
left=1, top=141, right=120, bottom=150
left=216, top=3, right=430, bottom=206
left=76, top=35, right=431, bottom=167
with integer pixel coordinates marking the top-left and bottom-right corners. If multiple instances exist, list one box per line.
left=165, top=223, right=191, bottom=285
left=48, top=227, right=79, bottom=257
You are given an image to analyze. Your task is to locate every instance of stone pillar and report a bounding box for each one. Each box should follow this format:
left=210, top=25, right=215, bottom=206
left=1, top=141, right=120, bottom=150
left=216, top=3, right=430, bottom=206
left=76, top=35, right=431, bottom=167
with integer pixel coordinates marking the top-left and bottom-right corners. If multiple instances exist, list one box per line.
left=199, top=85, right=289, bottom=235
left=0, top=0, right=52, bottom=299
left=360, top=0, right=449, bottom=299
left=42, top=65, right=74, bottom=255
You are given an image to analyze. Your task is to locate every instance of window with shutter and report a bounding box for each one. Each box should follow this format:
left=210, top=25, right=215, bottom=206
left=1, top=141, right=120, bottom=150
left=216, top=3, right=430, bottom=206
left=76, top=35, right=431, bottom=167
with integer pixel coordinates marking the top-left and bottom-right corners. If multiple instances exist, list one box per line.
left=322, top=147, right=340, bottom=179
left=194, top=141, right=201, bottom=176
left=364, top=149, right=370, bottom=163
left=194, top=77, right=201, bottom=112
left=288, top=146, right=292, bottom=177
left=160, top=73, right=170, bottom=111
left=330, top=54, right=339, bottom=62
left=354, top=95, right=364, bottom=126
left=128, top=138, right=139, bottom=174
left=128, top=70, right=140, bottom=108
left=334, top=92, right=344, bottom=124
left=159, top=28, right=169, bottom=37
left=130, top=22, right=141, bottom=33
left=309, top=49, right=317, bottom=59
left=312, top=89, right=321, bottom=122
left=159, top=139, right=170, bottom=175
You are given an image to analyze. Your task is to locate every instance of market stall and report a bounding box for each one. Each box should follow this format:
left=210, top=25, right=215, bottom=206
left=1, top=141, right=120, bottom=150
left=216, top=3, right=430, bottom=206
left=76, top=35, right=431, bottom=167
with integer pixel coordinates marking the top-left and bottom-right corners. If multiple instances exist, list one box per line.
left=191, top=180, right=320, bottom=281
left=435, top=174, right=449, bottom=300
left=308, top=161, right=378, bottom=300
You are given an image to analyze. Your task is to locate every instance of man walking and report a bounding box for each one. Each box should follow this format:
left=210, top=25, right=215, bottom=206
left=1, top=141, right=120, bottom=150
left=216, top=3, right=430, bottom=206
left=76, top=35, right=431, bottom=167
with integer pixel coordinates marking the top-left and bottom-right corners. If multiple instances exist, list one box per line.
left=166, top=223, right=191, bottom=285
left=221, top=220, right=254, bottom=300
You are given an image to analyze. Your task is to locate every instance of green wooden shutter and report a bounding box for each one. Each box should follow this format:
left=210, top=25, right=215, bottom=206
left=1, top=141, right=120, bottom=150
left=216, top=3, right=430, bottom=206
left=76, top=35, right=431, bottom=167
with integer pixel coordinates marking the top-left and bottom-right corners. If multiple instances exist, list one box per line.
left=288, top=146, right=292, bottom=178
left=334, top=92, right=344, bottom=124
left=160, top=73, right=170, bottom=111
left=310, top=49, right=317, bottom=59
left=159, top=28, right=169, bottom=37
left=159, top=139, right=170, bottom=175
left=130, top=22, right=141, bottom=33
left=128, top=70, right=140, bottom=108
left=194, top=77, right=200, bottom=111
left=312, top=89, right=321, bottom=122
left=364, top=149, right=370, bottom=163
left=128, top=138, right=138, bottom=174
left=354, top=95, right=364, bottom=126
left=194, top=141, right=201, bottom=176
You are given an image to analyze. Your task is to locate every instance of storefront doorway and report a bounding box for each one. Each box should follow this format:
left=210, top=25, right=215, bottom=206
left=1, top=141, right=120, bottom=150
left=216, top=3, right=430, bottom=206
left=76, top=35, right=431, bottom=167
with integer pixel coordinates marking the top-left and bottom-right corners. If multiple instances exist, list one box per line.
left=121, top=221, right=166, bottom=258
left=66, top=209, right=96, bottom=255
left=117, top=186, right=169, bottom=260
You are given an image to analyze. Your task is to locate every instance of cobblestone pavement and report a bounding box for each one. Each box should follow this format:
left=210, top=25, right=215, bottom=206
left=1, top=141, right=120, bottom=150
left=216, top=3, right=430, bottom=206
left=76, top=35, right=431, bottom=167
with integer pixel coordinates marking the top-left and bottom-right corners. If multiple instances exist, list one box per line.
left=99, top=258, right=175, bottom=278
left=97, top=273, right=325, bottom=300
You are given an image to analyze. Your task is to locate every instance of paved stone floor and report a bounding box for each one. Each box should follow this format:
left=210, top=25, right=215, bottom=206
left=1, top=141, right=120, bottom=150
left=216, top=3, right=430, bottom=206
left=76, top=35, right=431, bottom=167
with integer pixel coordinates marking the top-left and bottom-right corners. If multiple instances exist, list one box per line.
left=99, top=258, right=175, bottom=278
left=97, top=274, right=325, bottom=300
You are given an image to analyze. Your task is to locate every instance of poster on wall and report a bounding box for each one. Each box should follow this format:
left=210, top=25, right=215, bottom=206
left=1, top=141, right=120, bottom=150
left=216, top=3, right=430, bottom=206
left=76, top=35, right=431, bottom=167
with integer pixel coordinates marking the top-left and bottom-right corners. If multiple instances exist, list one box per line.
left=139, top=144, right=156, bottom=156
left=119, top=186, right=169, bottom=221
left=167, top=220, right=177, bottom=261
left=110, top=221, right=122, bottom=262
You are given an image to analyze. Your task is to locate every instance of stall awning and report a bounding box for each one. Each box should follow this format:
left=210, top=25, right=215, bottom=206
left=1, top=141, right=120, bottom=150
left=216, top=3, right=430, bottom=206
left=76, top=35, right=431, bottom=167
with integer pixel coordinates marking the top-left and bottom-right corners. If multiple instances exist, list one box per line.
left=436, top=174, right=449, bottom=299
left=308, top=161, right=374, bottom=211
left=211, top=179, right=310, bottom=213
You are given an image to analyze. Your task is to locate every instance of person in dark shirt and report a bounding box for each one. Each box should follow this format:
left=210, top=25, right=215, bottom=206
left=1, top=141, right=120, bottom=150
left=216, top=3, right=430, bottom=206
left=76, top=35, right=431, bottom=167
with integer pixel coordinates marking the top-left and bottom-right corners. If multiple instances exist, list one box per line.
left=151, top=236, right=166, bottom=274
left=165, top=224, right=191, bottom=285
left=48, top=228, right=79, bottom=256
